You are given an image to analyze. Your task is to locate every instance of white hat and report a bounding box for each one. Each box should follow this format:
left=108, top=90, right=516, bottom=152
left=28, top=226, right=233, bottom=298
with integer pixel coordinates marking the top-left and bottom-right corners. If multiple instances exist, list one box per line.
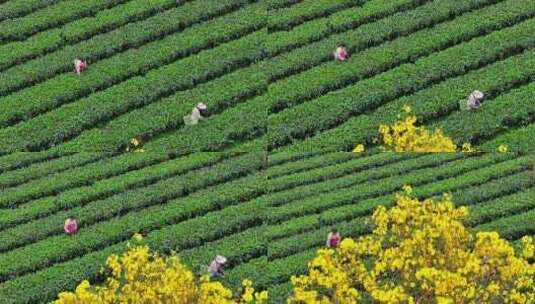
left=471, top=90, right=484, bottom=99
left=196, top=102, right=207, bottom=110
left=215, top=255, right=227, bottom=264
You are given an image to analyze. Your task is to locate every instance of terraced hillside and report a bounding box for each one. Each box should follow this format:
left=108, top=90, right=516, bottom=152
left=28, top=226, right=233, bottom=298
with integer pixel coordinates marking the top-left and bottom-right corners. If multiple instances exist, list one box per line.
left=0, top=0, right=268, bottom=153
left=266, top=0, right=535, bottom=153
left=0, top=151, right=533, bottom=303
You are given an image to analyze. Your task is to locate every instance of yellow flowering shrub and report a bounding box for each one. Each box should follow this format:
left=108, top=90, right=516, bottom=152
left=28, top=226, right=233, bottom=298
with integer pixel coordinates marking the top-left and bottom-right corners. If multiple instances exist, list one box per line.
left=353, top=106, right=474, bottom=152
left=126, top=137, right=145, bottom=153
left=289, top=187, right=535, bottom=304
left=352, top=144, right=365, bottom=153
left=54, top=235, right=267, bottom=304
left=498, top=144, right=509, bottom=153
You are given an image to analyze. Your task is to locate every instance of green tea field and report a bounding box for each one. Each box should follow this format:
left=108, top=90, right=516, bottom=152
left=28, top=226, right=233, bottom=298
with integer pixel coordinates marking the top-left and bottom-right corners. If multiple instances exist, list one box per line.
left=0, top=151, right=533, bottom=303
left=267, top=0, right=535, bottom=153
left=1, top=0, right=534, bottom=153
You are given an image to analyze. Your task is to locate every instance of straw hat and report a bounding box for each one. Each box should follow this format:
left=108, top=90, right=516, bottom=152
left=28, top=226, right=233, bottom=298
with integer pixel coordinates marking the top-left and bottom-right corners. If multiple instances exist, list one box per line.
left=215, top=255, right=227, bottom=264
left=196, top=102, right=207, bottom=110
left=470, top=90, right=484, bottom=100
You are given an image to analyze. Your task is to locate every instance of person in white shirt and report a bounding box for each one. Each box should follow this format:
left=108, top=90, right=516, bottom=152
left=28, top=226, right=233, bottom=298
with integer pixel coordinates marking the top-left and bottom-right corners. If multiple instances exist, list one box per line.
left=208, top=255, right=227, bottom=277
left=184, top=102, right=207, bottom=125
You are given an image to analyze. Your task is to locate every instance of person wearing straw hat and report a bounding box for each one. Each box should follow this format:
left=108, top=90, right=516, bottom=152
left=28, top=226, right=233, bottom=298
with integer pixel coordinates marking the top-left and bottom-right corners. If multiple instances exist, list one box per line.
left=465, top=90, right=484, bottom=111
left=208, top=255, right=227, bottom=277
left=184, top=102, right=207, bottom=126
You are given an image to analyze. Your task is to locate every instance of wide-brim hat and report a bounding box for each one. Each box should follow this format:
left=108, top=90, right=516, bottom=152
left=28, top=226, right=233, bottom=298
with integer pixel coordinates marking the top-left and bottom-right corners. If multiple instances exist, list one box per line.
left=215, top=255, right=227, bottom=264
left=471, top=90, right=484, bottom=99
left=196, top=102, right=207, bottom=110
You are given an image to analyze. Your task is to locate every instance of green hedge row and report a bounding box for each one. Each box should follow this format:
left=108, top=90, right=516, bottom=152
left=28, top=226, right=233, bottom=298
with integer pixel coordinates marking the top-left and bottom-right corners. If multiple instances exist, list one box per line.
left=0, top=154, right=247, bottom=252
left=266, top=0, right=427, bottom=57
left=480, top=124, right=535, bottom=152
left=65, top=0, right=432, bottom=152
left=0, top=0, right=58, bottom=22
left=268, top=15, right=535, bottom=148
left=0, top=153, right=169, bottom=208
left=0, top=27, right=266, bottom=152
left=179, top=226, right=266, bottom=272
left=0, top=153, right=226, bottom=231
left=267, top=151, right=329, bottom=167
left=0, top=153, right=104, bottom=189
left=474, top=206, right=535, bottom=240
left=0, top=0, right=127, bottom=43
left=267, top=154, right=520, bottom=223
left=267, top=0, right=363, bottom=32
left=0, top=0, right=254, bottom=104
left=266, top=0, right=300, bottom=10
left=265, top=153, right=420, bottom=193
left=0, top=152, right=65, bottom=174
left=283, top=46, right=535, bottom=152
left=469, top=188, right=535, bottom=227
left=0, top=0, right=187, bottom=71
left=266, top=152, right=356, bottom=179
left=314, top=156, right=530, bottom=223
left=265, top=0, right=506, bottom=83
left=261, top=154, right=454, bottom=209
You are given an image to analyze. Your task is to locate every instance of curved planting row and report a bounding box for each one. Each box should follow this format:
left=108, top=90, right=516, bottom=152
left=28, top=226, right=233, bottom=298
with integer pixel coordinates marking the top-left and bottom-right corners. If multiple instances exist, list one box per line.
left=0, top=0, right=128, bottom=43
left=267, top=0, right=365, bottom=32
left=0, top=0, right=192, bottom=72
left=0, top=153, right=105, bottom=189
left=0, top=0, right=61, bottom=22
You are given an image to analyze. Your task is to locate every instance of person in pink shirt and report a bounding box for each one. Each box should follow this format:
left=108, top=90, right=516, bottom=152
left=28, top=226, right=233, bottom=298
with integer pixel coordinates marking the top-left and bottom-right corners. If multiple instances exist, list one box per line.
left=326, top=229, right=341, bottom=248
left=64, top=216, right=78, bottom=235
left=74, top=58, right=87, bottom=76
left=333, top=45, right=349, bottom=62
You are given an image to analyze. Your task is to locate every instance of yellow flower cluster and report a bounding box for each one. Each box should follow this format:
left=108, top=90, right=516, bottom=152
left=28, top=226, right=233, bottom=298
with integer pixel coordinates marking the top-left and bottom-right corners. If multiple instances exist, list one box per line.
left=352, top=144, right=365, bottom=153
left=289, top=187, right=535, bottom=304
left=54, top=235, right=267, bottom=304
left=126, top=137, right=145, bottom=153
left=497, top=144, right=509, bottom=153
left=353, top=106, right=475, bottom=152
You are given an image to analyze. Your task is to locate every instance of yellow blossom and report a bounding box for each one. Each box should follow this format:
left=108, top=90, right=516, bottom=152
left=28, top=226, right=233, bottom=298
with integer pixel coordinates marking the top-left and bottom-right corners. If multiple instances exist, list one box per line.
left=497, top=144, right=508, bottom=153
left=402, top=185, right=413, bottom=194
left=353, top=144, right=365, bottom=153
